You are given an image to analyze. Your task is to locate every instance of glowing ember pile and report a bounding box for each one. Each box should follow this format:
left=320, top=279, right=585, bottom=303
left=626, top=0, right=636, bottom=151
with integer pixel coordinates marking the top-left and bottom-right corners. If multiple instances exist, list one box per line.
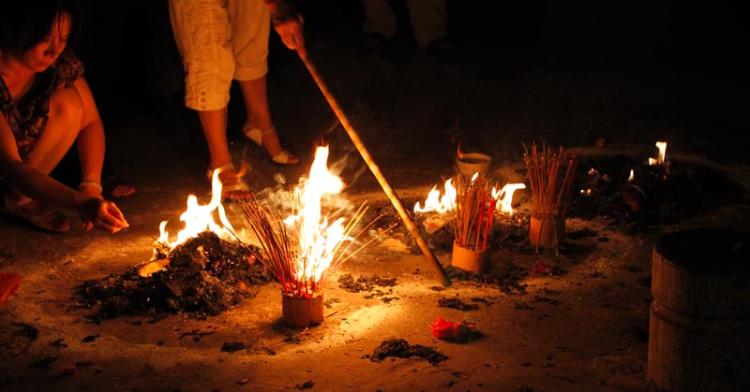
left=242, top=146, right=364, bottom=299
left=76, top=169, right=272, bottom=321
left=569, top=142, right=743, bottom=228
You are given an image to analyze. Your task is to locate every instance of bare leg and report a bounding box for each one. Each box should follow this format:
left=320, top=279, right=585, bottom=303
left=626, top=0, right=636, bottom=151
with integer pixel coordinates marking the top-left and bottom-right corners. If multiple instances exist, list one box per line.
left=198, top=108, right=232, bottom=170
left=362, top=0, right=397, bottom=39
left=238, top=77, right=282, bottom=156
left=405, top=0, right=447, bottom=48
left=198, top=107, right=251, bottom=199
left=25, top=87, right=84, bottom=174
left=6, top=87, right=84, bottom=232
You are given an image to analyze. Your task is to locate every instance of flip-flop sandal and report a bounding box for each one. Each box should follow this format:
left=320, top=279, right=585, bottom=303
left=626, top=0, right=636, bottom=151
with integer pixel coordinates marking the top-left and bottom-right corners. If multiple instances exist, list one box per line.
left=103, top=176, right=136, bottom=199
left=243, top=126, right=300, bottom=165
left=207, top=164, right=253, bottom=201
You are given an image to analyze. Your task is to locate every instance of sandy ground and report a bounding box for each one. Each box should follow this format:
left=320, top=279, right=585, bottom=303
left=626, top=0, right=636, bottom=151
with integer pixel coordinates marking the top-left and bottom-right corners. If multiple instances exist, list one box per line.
left=2, top=22, right=750, bottom=391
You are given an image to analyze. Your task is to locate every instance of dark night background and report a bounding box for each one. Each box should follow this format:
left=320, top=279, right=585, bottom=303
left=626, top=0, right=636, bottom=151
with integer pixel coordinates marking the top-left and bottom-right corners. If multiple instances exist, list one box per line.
left=3, top=3, right=750, bottom=390
left=69, top=1, right=748, bottom=176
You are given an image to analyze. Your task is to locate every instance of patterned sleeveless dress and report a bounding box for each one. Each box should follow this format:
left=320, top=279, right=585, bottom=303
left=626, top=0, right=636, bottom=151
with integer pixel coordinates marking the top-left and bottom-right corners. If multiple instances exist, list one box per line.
left=0, top=48, right=84, bottom=160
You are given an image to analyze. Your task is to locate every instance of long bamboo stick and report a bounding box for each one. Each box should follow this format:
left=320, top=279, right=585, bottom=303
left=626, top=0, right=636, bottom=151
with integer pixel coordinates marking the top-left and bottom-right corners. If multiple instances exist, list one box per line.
left=299, top=55, right=451, bottom=287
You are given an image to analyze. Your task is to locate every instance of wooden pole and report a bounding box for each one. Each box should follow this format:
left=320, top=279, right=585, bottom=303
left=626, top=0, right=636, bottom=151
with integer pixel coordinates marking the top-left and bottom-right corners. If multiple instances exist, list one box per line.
left=299, top=55, right=451, bottom=287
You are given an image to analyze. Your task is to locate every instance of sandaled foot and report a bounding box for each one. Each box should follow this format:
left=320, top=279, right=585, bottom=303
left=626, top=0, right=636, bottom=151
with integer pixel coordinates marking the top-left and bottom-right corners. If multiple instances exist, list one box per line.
left=1, top=196, right=70, bottom=233
left=103, top=176, right=136, bottom=199
left=242, top=125, right=299, bottom=165
left=207, top=164, right=253, bottom=201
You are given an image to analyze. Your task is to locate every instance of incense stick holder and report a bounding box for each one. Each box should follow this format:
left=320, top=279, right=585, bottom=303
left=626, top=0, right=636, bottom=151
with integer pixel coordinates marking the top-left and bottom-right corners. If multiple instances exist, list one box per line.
left=282, top=292, right=324, bottom=328
left=529, top=214, right=565, bottom=248
left=451, top=241, right=489, bottom=273
left=456, top=152, right=492, bottom=177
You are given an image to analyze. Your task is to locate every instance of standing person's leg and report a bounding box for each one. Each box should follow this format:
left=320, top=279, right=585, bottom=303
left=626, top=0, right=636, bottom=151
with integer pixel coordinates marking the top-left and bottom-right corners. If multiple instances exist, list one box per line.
left=169, top=0, right=250, bottom=198
left=405, top=0, right=447, bottom=48
left=362, top=0, right=398, bottom=40
left=230, top=0, right=298, bottom=165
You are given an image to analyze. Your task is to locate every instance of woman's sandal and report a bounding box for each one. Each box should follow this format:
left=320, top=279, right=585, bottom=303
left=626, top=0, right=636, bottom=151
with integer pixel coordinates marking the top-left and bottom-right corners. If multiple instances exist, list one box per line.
left=207, top=164, right=253, bottom=201
left=102, top=176, right=137, bottom=200
left=243, top=126, right=300, bottom=165
left=1, top=196, right=70, bottom=233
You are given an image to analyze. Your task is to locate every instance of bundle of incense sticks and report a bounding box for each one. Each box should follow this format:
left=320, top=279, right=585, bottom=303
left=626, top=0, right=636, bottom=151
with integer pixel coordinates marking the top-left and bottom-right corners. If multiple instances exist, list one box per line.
left=453, top=173, right=498, bottom=251
left=523, top=143, right=577, bottom=221
left=239, top=197, right=372, bottom=298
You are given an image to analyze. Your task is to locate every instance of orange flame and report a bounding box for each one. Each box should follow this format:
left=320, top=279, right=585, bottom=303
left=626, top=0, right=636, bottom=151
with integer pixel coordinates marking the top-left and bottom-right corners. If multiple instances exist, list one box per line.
left=491, top=183, right=526, bottom=215
left=415, top=178, right=525, bottom=216
left=158, top=169, right=236, bottom=249
left=284, top=146, right=348, bottom=286
left=648, top=141, right=668, bottom=166
left=414, top=179, right=457, bottom=214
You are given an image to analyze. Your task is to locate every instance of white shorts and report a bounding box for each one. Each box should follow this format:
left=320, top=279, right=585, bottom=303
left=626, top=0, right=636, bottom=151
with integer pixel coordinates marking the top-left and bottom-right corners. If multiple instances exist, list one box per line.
left=169, top=0, right=270, bottom=111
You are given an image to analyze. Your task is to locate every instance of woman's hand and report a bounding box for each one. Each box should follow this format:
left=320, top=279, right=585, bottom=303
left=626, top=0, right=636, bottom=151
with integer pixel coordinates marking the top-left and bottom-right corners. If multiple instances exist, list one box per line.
left=270, top=1, right=306, bottom=58
left=79, top=196, right=129, bottom=233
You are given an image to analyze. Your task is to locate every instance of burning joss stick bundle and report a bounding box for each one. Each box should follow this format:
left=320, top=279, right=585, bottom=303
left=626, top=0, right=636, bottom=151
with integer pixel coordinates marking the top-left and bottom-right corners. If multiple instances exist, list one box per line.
left=452, top=174, right=497, bottom=252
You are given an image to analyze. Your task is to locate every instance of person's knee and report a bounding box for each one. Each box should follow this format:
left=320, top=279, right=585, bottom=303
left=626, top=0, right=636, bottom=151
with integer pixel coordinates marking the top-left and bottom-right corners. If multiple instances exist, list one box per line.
left=48, top=87, right=84, bottom=131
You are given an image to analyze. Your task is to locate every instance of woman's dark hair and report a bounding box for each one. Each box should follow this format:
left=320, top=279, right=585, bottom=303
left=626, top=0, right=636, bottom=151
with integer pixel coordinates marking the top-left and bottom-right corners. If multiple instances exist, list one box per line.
left=0, top=0, right=80, bottom=55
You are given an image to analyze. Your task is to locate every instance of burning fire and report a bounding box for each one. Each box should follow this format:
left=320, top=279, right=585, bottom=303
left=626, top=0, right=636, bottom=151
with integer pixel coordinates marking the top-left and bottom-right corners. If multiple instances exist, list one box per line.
left=283, top=146, right=348, bottom=287
left=413, top=179, right=457, bottom=214
left=628, top=169, right=635, bottom=182
left=414, top=177, right=525, bottom=216
left=491, top=183, right=526, bottom=215
left=648, top=141, right=668, bottom=166
left=157, top=169, right=236, bottom=249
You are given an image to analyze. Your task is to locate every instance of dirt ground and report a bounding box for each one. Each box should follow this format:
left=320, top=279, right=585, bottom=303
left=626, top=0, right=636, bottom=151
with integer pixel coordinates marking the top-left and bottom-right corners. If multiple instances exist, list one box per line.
left=2, top=5, right=750, bottom=391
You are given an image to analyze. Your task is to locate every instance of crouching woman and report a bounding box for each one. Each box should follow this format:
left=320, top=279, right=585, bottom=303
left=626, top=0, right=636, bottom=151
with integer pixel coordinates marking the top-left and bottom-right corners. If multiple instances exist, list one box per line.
left=0, top=0, right=128, bottom=233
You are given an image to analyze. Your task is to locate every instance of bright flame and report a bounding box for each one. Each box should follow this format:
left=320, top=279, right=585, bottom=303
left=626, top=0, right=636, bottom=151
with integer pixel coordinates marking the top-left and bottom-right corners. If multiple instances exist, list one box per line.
left=648, top=141, right=668, bottom=166
left=628, top=169, right=635, bottom=182
left=491, top=183, right=526, bottom=215
left=414, top=178, right=525, bottom=216
left=656, top=141, right=667, bottom=164
left=414, top=179, right=457, bottom=214
left=284, top=146, right=347, bottom=285
left=158, top=169, right=236, bottom=249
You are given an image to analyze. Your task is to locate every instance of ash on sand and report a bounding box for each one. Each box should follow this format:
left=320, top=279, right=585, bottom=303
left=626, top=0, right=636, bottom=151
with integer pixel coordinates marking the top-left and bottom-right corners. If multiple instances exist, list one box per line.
left=337, top=273, right=397, bottom=292
left=445, top=265, right=529, bottom=295
left=76, top=232, right=274, bottom=321
left=368, top=338, right=448, bottom=365
left=569, top=155, right=745, bottom=230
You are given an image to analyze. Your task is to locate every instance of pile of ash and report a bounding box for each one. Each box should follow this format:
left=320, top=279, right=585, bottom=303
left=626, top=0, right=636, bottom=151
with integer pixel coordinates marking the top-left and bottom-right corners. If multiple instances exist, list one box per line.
left=445, top=265, right=528, bottom=295
left=569, top=155, right=745, bottom=230
left=368, top=338, right=448, bottom=365
left=76, top=232, right=274, bottom=321
left=338, top=273, right=399, bottom=303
